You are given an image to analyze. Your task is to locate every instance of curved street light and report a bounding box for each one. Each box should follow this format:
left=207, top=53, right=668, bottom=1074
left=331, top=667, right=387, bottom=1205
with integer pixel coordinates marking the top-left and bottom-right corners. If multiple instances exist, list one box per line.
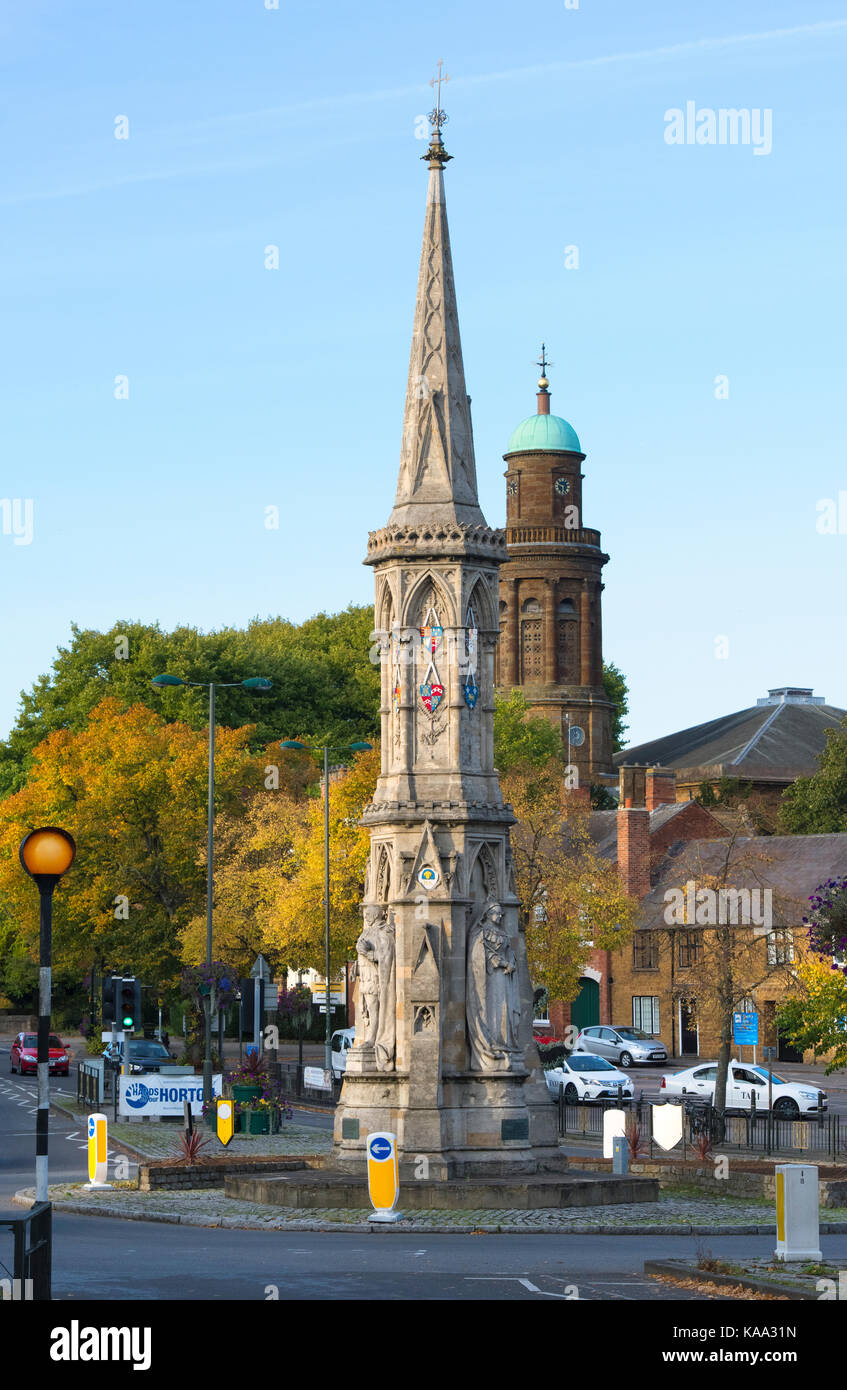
left=152, top=672, right=272, bottom=1105
left=280, top=738, right=373, bottom=1071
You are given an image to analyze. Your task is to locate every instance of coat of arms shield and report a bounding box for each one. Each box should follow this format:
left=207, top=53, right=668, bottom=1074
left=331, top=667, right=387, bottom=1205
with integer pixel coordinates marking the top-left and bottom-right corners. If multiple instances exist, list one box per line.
left=651, top=1102, right=684, bottom=1151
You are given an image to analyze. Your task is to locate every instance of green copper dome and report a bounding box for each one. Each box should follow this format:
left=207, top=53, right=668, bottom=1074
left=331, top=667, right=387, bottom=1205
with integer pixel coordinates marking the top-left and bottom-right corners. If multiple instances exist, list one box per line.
left=506, top=413, right=582, bottom=455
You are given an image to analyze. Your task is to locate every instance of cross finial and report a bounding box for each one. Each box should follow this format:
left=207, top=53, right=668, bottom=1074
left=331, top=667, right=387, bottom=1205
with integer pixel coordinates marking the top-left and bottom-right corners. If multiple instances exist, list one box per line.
left=429, top=59, right=450, bottom=129
left=536, top=343, right=552, bottom=382
left=422, top=59, right=452, bottom=167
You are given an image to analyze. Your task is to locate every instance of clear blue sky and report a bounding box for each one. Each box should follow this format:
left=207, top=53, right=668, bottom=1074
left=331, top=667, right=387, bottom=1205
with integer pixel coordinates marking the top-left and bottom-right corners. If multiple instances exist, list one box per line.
left=2, top=0, right=846, bottom=748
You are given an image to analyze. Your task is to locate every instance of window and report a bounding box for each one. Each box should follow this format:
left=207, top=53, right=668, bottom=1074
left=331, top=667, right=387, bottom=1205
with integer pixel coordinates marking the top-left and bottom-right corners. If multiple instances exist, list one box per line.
left=767, top=929, right=794, bottom=965
left=520, top=618, right=543, bottom=682
left=693, top=1066, right=717, bottom=1081
left=677, top=931, right=701, bottom=967
left=632, top=996, right=660, bottom=1033
left=633, top=931, right=658, bottom=970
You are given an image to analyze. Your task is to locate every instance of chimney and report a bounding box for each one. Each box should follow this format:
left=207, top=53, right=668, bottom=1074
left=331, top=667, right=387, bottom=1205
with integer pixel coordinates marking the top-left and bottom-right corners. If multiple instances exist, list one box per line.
left=646, top=765, right=676, bottom=811
left=617, top=766, right=650, bottom=899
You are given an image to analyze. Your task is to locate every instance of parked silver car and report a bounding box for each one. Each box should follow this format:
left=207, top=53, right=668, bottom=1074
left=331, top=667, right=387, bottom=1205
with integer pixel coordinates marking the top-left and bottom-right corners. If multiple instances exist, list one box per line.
left=574, top=1025, right=669, bottom=1067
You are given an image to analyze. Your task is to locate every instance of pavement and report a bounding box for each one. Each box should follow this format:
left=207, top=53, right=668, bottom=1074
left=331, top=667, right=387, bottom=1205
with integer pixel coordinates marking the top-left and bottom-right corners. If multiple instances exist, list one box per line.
left=16, top=1181, right=847, bottom=1236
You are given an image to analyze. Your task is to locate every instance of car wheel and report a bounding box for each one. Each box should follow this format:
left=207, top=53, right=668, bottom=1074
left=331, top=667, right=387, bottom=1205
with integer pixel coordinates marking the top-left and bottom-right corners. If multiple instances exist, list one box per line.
left=773, top=1097, right=799, bottom=1120
left=619, top=1051, right=633, bottom=1068
left=564, top=1083, right=579, bottom=1105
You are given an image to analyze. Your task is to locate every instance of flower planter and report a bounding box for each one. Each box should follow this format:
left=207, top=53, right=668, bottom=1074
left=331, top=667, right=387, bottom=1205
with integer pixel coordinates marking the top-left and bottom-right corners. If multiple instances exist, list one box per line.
left=238, top=1107, right=282, bottom=1136
left=232, top=1084, right=262, bottom=1105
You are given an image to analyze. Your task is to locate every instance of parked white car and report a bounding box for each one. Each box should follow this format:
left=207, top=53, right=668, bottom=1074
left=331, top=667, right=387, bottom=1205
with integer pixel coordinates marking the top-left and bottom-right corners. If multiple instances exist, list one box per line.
left=545, top=1053, right=634, bottom=1104
left=660, top=1060, right=827, bottom=1118
left=330, top=1027, right=356, bottom=1078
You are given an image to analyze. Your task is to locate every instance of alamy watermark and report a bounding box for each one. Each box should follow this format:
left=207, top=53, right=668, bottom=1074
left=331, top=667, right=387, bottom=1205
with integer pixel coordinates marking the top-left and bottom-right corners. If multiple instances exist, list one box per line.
left=664, top=102, right=773, bottom=156
left=663, top=879, right=772, bottom=932
left=1, top=498, right=33, bottom=546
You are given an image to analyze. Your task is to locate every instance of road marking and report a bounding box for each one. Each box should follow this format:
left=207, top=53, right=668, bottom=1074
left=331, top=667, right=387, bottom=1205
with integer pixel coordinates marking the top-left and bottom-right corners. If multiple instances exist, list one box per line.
left=413, top=1249, right=427, bottom=1257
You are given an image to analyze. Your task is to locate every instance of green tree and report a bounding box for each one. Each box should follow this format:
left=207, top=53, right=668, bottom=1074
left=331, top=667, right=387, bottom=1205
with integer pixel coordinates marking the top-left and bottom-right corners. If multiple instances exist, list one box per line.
left=602, top=661, right=629, bottom=753
left=779, top=719, right=847, bottom=834
left=0, top=608, right=380, bottom=796
left=493, top=691, right=564, bottom=774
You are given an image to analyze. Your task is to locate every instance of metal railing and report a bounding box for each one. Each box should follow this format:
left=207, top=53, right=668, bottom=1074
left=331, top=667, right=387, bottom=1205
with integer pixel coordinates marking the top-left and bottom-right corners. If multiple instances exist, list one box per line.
left=274, top=1061, right=342, bottom=1107
left=557, top=1092, right=844, bottom=1159
left=0, top=1202, right=51, bottom=1301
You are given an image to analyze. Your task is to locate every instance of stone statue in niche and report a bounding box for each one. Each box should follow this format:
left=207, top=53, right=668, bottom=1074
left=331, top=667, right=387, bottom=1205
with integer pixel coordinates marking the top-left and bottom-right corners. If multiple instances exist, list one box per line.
left=466, top=899, right=522, bottom=1071
left=354, top=905, right=396, bottom=1071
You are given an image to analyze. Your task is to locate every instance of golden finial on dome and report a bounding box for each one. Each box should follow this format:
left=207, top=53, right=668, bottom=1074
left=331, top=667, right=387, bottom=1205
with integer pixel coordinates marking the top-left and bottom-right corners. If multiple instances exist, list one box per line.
left=535, top=343, right=552, bottom=414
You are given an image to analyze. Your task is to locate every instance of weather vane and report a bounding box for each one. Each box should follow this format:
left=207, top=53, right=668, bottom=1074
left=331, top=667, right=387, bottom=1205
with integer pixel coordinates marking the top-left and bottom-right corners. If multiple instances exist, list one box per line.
left=536, top=343, right=552, bottom=380
left=428, top=58, right=450, bottom=131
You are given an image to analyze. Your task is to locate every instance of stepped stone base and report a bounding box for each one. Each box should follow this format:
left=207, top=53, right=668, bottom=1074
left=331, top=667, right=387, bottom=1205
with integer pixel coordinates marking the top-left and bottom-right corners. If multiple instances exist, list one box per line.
left=224, top=1169, right=659, bottom=1211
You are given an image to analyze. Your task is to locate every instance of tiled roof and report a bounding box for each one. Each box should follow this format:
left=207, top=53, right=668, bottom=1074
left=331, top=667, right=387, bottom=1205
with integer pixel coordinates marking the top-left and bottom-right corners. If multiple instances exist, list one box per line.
left=616, top=695, right=845, bottom=780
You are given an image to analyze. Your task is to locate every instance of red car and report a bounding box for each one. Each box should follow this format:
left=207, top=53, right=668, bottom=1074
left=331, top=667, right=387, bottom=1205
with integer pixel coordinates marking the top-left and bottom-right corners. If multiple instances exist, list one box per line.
left=10, top=1032, right=70, bottom=1076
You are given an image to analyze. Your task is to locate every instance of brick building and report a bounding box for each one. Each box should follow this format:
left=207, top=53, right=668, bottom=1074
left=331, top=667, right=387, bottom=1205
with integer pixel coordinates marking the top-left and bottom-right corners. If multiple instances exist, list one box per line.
left=544, top=765, right=727, bottom=1037
left=608, top=768, right=847, bottom=1062
left=496, top=361, right=615, bottom=783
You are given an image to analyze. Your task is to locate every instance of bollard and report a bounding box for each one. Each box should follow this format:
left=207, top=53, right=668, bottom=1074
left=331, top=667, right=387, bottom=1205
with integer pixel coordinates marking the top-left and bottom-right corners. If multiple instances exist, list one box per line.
left=366, top=1132, right=401, bottom=1223
left=775, top=1163, right=821, bottom=1261
left=612, top=1134, right=629, bottom=1175
left=84, top=1113, right=112, bottom=1189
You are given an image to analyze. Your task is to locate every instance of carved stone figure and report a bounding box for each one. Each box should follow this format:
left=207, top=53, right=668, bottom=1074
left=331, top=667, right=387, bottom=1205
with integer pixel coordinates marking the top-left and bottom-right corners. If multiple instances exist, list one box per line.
left=354, top=905, right=396, bottom=1071
left=466, top=899, right=522, bottom=1071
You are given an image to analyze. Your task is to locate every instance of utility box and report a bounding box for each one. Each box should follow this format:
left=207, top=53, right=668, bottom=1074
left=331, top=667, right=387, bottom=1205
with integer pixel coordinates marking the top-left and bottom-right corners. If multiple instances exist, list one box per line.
left=775, top=1163, right=821, bottom=1262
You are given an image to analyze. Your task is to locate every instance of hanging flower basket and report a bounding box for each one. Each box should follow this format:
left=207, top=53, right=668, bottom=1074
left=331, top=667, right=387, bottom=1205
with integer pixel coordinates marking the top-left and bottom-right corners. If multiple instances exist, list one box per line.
left=804, top=877, right=847, bottom=973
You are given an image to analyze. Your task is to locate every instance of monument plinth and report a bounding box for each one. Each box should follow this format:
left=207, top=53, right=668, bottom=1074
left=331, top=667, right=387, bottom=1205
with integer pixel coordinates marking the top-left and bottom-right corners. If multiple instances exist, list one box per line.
left=330, top=112, right=560, bottom=1178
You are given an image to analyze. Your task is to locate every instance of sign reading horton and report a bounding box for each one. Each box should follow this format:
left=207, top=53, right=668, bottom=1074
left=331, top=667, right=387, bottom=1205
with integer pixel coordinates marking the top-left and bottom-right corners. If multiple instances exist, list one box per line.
left=119, top=1074, right=222, bottom=1118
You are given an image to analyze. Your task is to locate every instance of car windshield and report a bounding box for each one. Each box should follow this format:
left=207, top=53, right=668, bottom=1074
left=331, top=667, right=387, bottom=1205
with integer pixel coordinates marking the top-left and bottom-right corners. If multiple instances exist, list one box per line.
left=49, top=1036, right=63, bottom=1048
left=615, top=1028, right=650, bottom=1040
left=22, top=1035, right=37, bottom=1046
left=750, top=1066, right=786, bottom=1086
left=129, top=1041, right=169, bottom=1058
left=569, top=1055, right=616, bottom=1073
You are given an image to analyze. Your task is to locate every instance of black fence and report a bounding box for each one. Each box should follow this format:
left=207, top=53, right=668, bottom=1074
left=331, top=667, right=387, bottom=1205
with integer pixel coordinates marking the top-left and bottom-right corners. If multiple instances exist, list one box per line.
left=0, top=1202, right=51, bottom=1301
left=557, top=1092, right=844, bottom=1159
left=274, top=1061, right=342, bottom=1108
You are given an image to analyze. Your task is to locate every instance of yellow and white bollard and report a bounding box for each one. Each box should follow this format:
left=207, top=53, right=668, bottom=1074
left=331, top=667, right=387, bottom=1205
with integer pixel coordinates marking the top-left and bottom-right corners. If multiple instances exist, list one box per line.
left=84, top=1112, right=112, bottom=1188
left=775, top=1163, right=821, bottom=1261
left=366, top=1131, right=400, bottom=1222
left=216, top=1097, right=234, bottom=1147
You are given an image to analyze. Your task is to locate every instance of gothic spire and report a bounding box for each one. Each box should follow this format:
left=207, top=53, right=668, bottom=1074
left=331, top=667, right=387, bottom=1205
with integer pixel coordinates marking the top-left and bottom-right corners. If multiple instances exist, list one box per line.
left=389, top=88, right=485, bottom=529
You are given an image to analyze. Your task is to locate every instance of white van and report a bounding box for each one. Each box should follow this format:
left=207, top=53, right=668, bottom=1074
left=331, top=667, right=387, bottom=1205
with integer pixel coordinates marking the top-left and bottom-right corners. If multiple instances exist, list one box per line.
left=330, top=1027, right=356, bottom=1078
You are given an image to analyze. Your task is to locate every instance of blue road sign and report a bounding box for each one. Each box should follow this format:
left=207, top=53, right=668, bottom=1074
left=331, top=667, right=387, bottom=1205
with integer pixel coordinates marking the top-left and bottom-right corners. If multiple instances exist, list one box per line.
left=733, top=1011, right=759, bottom=1046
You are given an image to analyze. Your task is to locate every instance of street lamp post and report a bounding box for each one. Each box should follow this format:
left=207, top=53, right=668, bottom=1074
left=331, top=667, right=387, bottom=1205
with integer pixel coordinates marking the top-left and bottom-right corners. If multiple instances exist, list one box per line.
left=19, top=827, right=76, bottom=1236
left=152, top=673, right=272, bottom=1105
left=281, top=739, right=372, bottom=1072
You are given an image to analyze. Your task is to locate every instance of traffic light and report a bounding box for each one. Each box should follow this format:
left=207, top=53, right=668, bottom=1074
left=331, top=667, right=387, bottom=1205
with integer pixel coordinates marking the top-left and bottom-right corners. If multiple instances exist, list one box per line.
left=118, top=977, right=141, bottom=1033
left=102, top=975, right=116, bottom=1027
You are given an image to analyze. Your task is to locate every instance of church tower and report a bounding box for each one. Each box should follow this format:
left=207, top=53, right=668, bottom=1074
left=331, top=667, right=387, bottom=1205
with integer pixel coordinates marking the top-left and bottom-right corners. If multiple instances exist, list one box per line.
left=497, top=358, right=614, bottom=782
left=332, top=102, right=558, bottom=1177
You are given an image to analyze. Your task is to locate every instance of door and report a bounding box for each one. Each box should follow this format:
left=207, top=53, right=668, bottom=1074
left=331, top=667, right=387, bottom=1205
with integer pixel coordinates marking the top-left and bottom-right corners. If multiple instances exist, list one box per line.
left=679, top=999, right=699, bottom=1055
left=571, top=977, right=600, bottom=1035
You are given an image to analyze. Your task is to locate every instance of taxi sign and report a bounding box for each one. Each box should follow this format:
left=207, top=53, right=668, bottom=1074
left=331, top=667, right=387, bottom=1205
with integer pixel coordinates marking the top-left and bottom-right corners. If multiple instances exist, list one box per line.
left=85, top=1112, right=111, bottom=1188
left=366, top=1131, right=400, bottom=1222
left=216, top=1097, right=235, bottom=1147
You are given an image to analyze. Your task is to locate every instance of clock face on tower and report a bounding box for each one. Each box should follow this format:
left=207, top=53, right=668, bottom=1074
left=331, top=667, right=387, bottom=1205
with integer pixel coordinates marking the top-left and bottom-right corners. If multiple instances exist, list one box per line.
left=507, top=479, right=517, bottom=496
left=554, top=477, right=569, bottom=496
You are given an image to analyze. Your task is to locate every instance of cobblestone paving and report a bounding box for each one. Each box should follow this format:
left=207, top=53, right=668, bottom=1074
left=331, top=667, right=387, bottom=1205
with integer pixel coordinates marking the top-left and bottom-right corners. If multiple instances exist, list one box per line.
left=21, top=1184, right=847, bottom=1234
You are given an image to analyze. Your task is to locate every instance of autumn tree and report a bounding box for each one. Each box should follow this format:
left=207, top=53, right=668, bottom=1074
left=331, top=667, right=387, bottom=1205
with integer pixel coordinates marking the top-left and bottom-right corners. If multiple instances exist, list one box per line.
left=0, top=699, right=267, bottom=1008
left=502, top=757, right=637, bottom=1003
left=656, top=833, right=795, bottom=1120
left=778, top=956, right=847, bottom=1074
left=266, top=746, right=380, bottom=973
left=0, top=607, right=380, bottom=796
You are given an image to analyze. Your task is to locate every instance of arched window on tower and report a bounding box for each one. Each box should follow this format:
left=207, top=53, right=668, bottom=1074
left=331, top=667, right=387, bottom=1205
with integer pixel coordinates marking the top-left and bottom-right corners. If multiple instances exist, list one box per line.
left=556, top=597, right=578, bottom=684
left=520, top=597, right=543, bottom=683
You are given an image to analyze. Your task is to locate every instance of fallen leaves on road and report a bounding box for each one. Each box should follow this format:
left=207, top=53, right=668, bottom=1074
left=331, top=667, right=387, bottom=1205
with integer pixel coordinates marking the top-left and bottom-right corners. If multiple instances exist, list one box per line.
left=650, top=1273, right=788, bottom=1300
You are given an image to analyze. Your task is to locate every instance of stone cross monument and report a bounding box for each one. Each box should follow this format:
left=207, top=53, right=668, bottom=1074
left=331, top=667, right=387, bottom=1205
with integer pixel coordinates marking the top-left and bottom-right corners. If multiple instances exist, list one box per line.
left=332, top=101, right=559, bottom=1178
